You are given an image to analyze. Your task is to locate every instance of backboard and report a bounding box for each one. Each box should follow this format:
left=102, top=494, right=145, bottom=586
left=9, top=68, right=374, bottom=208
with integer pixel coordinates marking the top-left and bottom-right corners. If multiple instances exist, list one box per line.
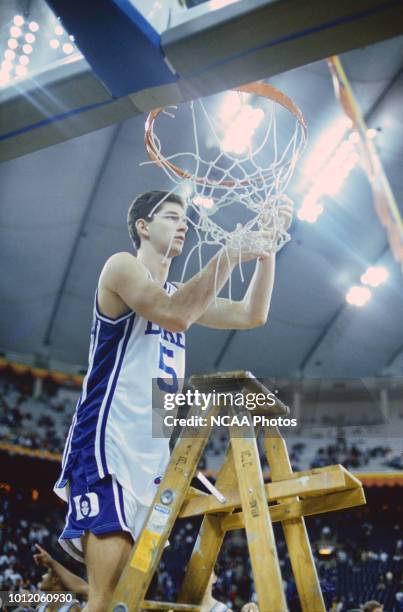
left=1, top=0, right=402, bottom=161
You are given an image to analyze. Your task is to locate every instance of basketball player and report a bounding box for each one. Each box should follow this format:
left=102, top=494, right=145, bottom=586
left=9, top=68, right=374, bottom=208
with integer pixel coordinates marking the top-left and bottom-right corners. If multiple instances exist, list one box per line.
left=54, top=190, right=293, bottom=611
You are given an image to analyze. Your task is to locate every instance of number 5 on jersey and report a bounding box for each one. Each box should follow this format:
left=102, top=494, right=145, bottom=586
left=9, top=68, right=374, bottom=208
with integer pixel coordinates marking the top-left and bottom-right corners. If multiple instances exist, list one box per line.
left=157, top=343, right=178, bottom=392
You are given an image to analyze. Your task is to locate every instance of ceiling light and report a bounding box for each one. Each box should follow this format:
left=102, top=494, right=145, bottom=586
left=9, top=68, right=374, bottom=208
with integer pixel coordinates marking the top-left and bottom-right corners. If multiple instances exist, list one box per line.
left=62, top=43, right=74, bottom=54
left=13, top=15, right=24, bottom=27
left=22, top=44, right=33, bottom=54
left=303, top=116, right=351, bottom=180
left=346, top=286, right=371, bottom=307
left=15, top=64, right=28, bottom=77
left=19, top=55, right=30, bottom=66
left=2, top=60, right=13, bottom=72
left=29, top=21, right=39, bottom=32
left=348, top=131, right=360, bottom=144
left=193, top=196, right=215, bottom=209
left=297, top=201, right=323, bottom=223
left=303, top=136, right=359, bottom=204
left=0, top=71, right=10, bottom=86
left=218, top=91, right=243, bottom=125
left=8, top=38, right=18, bottom=50
left=54, top=25, right=64, bottom=35
left=4, top=49, right=15, bottom=61
left=361, top=266, right=389, bottom=288
left=25, top=33, right=36, bottom=44
left=366, top=128, right=377, bottom=139
left=10, top=26, right=22, bottom=38
left=221, top=105, right=264, bottom=154
left=50, top=39, right=60, bottom=49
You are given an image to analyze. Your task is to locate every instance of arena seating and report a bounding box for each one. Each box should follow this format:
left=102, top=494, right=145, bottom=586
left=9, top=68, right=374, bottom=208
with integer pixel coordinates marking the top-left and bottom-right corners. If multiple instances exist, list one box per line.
left=1, top=365, right=403, bottom=609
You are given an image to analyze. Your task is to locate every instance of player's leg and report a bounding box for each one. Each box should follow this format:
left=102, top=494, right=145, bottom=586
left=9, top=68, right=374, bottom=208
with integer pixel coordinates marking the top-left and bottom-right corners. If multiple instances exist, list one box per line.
left=59, top=461, right=135, bottom=612
left=82, top=530, right=133, bottom=612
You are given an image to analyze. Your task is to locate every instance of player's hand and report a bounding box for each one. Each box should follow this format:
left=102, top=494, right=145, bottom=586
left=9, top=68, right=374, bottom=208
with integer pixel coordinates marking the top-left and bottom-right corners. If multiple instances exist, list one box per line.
left=277, top=195, right=294, bottom=231
left=33, top=544, right=54, bottom=567
left=241, top=603, right=259, bottom=612
left=226, top=229, right=275, bottom=263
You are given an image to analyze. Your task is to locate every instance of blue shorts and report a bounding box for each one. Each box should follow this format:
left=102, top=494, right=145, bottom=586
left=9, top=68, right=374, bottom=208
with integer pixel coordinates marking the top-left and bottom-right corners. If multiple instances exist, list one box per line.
left=59, top=456, right=143, bottom=563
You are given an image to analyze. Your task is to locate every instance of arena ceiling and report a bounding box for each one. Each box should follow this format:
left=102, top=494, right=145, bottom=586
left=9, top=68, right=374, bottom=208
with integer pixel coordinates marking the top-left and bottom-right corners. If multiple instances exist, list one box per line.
left=1, top=3, right=403, bottom=380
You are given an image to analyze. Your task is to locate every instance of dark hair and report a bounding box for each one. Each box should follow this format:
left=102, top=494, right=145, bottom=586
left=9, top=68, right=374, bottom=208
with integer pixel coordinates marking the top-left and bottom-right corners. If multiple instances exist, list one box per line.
left=127, top=190, right=185, bottom=249
left=363, top=602, right=383, bottom=612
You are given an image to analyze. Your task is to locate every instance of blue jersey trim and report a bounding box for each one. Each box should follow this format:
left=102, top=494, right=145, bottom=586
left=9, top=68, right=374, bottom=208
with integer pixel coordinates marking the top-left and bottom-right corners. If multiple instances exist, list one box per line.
left=117, top=480, right=128, bottom=528
left=95, top=289, right=133, bottom=325
left=99, top=315, right=135, bottom=476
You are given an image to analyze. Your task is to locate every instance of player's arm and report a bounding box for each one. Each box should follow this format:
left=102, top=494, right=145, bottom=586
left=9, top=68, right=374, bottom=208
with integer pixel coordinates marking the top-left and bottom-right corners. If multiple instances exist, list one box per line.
left=33, top=545, right=89, bottom=599
left=101, top=246, right=268, bottom=333
left=51, top=562, right=89, bottom=599
left=195, top=197, right=293, bottom=329
left=194, top=254, right=276, bottom=329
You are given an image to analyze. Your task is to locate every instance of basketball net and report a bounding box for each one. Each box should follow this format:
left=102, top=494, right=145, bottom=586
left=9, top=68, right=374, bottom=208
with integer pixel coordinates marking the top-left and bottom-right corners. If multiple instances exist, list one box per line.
left=142, top=81, right=307, bottom=290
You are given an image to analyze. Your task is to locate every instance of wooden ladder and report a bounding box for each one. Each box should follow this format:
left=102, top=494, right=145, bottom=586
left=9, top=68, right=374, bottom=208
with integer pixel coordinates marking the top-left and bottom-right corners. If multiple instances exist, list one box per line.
left=109, top=371, right=365, bottom=612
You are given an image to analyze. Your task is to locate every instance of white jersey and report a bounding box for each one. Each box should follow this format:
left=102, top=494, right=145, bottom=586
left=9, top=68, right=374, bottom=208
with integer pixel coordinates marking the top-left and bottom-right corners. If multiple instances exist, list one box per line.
left=55, top=280, right=185, bottom=506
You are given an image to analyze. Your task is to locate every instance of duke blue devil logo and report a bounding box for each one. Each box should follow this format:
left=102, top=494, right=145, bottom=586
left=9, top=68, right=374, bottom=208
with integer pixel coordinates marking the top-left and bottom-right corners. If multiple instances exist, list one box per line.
left=73, top=493, right=100, bottom=520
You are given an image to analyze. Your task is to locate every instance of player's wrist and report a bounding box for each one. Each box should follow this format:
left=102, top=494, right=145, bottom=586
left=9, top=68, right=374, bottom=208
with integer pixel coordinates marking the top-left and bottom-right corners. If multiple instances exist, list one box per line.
left=219, top=246, right=238, bottom=267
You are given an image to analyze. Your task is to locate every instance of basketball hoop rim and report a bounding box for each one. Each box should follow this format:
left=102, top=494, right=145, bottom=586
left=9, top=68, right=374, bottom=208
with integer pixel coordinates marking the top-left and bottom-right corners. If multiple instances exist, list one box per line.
left=144, top=81, right=308, bottom=189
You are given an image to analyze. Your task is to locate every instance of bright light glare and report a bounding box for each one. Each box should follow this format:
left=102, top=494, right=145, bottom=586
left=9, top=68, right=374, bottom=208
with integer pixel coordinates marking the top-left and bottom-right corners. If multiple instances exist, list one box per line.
left=62, top=43, right=74, bottom=54
left=25, top=33, right=35, bottom=43
left=55, top=25, right=64, bottom=35
left=361, top=266, right=389, bottom=287
left=50, top=39, right=60, bottom=49
left=299, top=137, right=360, bottom=220
left=10, top=26, right=22, bottom=37
left=193, top=196, right=215, bottom=209
left=4, top=49, right=15, bottom=61
left=346, top=286, right=371, bottom=307
left=20, top=55, right=30, bottom=66
left=218, top=91, right=243, bottom=125
left=0, top=71, right=10, bottom=86
left=349, top=131, right=360, bottom=144
left=302, top=116, right=352, bottom=180
left=321, top=143, right=358, bottom=196
left=8, top=38, right=18, bottom=50
left=15, top=64, right=28, bottom=77
left=221, top=105, right=264, bottom=154
left=367, top=128, right=377, bottom=139
left=2, top=60, right=13, bottom=72
left=297, top=201, right=324, bottom=223
left=13, top=15, right=24, bottom=26
left=22, top=44, right=33, bottom=54
left=29, top=22, right=39, bottom=32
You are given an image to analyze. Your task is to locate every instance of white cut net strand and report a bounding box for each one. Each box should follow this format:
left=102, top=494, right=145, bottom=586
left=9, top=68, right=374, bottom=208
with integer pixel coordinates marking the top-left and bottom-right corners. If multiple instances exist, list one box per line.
left=142, top=93, right=306, bottom=298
